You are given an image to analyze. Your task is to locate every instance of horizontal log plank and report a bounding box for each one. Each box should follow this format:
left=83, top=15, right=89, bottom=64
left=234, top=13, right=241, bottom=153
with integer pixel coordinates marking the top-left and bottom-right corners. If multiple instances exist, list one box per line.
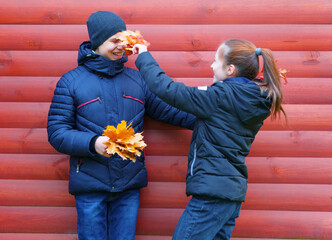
left=175, top=77, right=332, bottom=105
left=0, top=234, right=311, bottom=240
left=1, top=103, right=332, bottom=130
left=0, top=234, right=78, bottom=240
left=135, top=238, right=313, bottom=240
left=1, top=24, right=331, bottom=51
left=247, top=130, right=332, bottom=157
left=0, top=235, right=316, bottom=240
left=1, top=77, right=331, bottom=104
left=136, top=209, right=332, bottom=238
left=0, top=180, right=331, bottom=211
left=0, top=180, right=74, bottom=207
left=0, top=154, right=70, bottom=180
left=146, top=156, right=332, bottom=184
left=145, top=104, right=332, bottom=130
left=0, top=77, right=58, bottom=102
left=0, top=0, right=331, bottom=24
left=0, top=206, right=76, bottom=233
left=0, top=207, right=331, bottom=238
left=0, top=154, right=331, bottom=184
left=130, top=130, right=332, bottom=157
left=0, top=51, right=330, bottom=78
left=251, top=104, right=332, bottom=130
left=280, top=78, right=332, bottom=104
left=0, top=102, right=49, bottom=128
left=0, top=128, right=332, bottom=157
left=242, top=183, right=332, bottom=211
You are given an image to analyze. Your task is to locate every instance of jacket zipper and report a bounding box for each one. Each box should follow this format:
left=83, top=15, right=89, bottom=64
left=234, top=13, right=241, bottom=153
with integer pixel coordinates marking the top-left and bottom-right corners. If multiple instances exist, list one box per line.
left=77, top=97, right=102, bottom=109
left=123, top=92, right=143, bottom=104
left=76, top=158, right=82, bottom=173
left=190, top=144, right=197, bottom=176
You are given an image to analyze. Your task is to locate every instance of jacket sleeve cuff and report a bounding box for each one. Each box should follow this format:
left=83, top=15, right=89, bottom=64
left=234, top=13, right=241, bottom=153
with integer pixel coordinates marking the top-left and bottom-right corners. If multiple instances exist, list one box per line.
left=89, top=135, right=99, bottom=153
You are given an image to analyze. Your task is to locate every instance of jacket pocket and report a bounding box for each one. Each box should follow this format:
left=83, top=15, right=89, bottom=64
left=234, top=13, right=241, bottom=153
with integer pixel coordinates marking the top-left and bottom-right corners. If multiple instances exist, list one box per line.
left=190, top=144, right=197, bottom=176
left=123, top=92, right=143, bottom=104
left=77, top=97, right=102, bottom=109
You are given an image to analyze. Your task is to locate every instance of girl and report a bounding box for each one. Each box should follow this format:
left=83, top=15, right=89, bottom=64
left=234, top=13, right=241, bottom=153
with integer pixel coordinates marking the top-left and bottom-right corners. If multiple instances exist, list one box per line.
left=133, top=39, right=286, bottom=240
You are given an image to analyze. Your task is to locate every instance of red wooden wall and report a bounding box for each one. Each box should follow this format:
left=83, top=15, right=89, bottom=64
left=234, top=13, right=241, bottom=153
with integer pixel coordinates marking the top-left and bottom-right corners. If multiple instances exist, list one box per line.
left=0, top=0, right=332, bottom=239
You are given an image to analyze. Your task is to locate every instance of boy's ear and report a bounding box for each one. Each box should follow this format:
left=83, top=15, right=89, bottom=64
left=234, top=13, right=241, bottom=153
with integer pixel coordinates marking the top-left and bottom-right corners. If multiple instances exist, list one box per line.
left=227, top=64, right=236, bottom=77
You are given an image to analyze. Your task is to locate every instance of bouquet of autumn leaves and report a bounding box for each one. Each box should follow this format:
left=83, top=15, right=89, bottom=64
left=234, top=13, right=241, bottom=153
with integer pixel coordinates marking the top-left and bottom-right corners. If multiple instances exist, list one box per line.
left=103, top=121, right=147, bottom=162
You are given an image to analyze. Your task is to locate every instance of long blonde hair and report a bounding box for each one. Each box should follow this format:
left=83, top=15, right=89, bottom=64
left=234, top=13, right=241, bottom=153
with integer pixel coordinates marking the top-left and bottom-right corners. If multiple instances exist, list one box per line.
left=218, top=39, right=286, bottom=120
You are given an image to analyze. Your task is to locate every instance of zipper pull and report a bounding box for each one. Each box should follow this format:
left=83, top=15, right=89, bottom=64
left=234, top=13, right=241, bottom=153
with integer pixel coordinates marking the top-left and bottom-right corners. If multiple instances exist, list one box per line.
left=97, top=97, right=102, bottom=103
left=76, top=158, right=82, bottom=173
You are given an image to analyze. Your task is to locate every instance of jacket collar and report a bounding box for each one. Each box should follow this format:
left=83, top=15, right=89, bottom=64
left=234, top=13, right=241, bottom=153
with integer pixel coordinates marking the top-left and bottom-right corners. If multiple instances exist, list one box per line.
left=77, top=41, right=128, bottom=77
left=222, top=77, right=256, bottom=85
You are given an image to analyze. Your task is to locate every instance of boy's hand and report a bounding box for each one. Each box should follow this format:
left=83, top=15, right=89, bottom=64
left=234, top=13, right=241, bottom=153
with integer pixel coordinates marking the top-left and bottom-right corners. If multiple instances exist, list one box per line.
left=95, top=136, right=112, bottom=157
left=132, top=44, right=148, bottom=55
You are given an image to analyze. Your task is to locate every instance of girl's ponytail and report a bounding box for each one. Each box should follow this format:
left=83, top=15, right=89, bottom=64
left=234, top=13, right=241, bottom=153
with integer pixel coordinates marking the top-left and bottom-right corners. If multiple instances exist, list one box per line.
left=259, top=48, right=287, bottom=120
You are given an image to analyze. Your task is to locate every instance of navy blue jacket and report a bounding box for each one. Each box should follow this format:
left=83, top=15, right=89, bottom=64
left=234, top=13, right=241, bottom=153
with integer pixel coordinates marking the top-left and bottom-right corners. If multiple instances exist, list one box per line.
left=136, top=52, right=271, bottom=202
left=47, top=42, right=195, bottom=195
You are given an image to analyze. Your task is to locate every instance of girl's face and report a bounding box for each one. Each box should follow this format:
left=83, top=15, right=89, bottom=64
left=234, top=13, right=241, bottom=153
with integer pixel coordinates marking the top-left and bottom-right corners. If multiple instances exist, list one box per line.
left=95, top=33, right=125, bottom=61
left=211, top=52, right=228, bottom=83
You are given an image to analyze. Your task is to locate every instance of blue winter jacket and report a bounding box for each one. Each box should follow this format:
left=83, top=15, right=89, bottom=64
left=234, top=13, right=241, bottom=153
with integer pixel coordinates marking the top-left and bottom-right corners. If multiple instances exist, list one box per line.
left=47, top=41, right=196, bottom=195
left=136, top=52, right=272, bottom=202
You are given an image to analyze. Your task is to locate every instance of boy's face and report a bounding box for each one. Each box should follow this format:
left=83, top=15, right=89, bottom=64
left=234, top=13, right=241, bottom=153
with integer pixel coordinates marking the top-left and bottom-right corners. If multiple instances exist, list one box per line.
left=95, top=32, right=125, bottom=61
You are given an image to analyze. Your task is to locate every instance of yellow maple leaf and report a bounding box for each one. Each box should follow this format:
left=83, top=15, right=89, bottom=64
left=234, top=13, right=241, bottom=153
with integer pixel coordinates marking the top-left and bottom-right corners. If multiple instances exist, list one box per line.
left=103, top=120, right=147, bottom=162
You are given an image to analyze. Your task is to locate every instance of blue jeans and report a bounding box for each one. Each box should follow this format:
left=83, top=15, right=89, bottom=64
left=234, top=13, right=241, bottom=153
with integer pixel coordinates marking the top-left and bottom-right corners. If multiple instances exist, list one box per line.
left=172, top=195, right=242, bottom=240
left=75, top=189, right=140, bottom=240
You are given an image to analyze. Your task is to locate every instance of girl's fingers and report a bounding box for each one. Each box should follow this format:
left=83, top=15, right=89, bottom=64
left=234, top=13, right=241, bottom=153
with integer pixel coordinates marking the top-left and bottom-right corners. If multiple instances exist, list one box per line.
left=132, top=45, right=139, bottom=54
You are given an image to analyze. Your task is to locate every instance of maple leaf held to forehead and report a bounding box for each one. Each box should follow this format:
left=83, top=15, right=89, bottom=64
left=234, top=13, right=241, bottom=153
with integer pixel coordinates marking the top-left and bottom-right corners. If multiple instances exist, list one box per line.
left=117, top=30, right=150, bottom=56
left=103, top=120, right=147, bottom=162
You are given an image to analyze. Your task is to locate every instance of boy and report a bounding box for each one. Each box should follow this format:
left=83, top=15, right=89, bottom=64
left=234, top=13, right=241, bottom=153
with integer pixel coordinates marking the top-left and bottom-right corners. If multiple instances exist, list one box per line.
left=47, top=11, right=195, bottom=240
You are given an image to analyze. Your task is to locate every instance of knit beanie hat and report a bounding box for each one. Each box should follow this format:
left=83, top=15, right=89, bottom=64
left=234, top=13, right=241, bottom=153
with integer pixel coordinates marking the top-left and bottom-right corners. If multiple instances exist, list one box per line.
left=87, top=11, right=126, bottom=51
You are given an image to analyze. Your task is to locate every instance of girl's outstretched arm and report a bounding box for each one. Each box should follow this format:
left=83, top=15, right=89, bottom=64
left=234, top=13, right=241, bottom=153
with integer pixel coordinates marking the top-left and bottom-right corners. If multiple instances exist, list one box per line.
left=133, top=44, right=222, bottom=118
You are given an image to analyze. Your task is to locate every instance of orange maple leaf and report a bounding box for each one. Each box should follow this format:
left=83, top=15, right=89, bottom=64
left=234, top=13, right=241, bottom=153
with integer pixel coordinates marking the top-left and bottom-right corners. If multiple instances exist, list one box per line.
left=256, top=60, right=289, bottom=84
left=103, top=120, right=147, bottom=162
left=278, top=68, right=289, bottom=84
left=117, top=30, right=150, bottom=56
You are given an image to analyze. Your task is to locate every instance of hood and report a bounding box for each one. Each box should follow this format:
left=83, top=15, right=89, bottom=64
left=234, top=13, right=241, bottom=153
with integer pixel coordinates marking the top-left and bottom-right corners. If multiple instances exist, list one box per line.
left=77, top=41, right=128, bottom=77
left=223, top=77, right=272, bottom=125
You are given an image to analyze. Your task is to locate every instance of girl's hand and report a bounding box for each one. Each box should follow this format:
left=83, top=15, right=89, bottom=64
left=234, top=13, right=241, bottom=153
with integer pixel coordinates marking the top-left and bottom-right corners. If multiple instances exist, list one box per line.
left=95, top=136, right=112, bottom=157
left=132, top=44, right=148, bottom=55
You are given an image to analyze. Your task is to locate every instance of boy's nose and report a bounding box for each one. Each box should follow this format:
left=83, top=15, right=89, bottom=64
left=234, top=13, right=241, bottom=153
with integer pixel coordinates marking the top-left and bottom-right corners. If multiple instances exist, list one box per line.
left=117, top=44, right=125, bottom=49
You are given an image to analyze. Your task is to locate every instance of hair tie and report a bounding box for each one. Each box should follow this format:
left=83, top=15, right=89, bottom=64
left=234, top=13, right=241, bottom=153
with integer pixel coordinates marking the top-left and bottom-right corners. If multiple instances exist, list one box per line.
left=255, top=48, right=262, bottom=56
